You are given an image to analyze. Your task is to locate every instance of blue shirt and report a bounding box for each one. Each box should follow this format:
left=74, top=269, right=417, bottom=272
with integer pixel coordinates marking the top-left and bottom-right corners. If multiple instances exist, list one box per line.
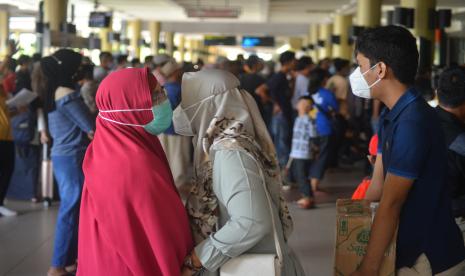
left=163, top=81, right=182, bottom=135
left=48, top=91, right=95, bottom=156
left=312, top=88, right=338, bottom=136
left=378, top=88, right=465, bottom=273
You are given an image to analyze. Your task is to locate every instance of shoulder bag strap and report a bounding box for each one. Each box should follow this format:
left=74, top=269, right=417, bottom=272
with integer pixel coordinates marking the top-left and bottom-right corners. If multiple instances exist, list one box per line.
left=255, top=159, right=284, bottom=268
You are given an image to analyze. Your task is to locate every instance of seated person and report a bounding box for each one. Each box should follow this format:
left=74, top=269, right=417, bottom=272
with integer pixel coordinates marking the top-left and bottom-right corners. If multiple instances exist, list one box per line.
left=435, top=67, right=465, bottom=237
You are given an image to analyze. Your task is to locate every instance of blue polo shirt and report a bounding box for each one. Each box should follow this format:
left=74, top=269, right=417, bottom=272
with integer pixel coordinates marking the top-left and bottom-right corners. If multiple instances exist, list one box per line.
left=163, top=81, right=182, bottom=135
left=378, top=88, right=465, bottom=273
left=312, top=87, right=339, bottom=136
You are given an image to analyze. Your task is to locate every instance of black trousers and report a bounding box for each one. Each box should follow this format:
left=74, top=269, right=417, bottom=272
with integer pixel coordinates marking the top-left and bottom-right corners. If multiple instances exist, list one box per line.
left=0, top=140, right=15, bottom=206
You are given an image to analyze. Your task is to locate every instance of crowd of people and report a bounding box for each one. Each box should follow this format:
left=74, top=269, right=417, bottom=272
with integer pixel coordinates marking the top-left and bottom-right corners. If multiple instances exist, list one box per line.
left=0, top=24, right=464, bottom=275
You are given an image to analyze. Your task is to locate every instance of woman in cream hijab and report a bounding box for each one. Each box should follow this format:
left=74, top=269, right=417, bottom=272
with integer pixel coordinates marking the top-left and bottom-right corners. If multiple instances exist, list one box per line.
left=174, top=69, right=305, bottom=276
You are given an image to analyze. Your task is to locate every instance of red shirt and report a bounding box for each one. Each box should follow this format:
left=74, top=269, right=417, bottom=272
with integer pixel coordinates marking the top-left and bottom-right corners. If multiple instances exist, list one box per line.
left=3, top=72, right=16, bottom=94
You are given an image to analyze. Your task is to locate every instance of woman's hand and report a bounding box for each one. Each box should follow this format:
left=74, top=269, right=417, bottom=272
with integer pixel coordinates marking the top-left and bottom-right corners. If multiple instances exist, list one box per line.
left=87, top=131, right=95, bottom=140
left=181, top=266, right=193, bottom=276
left=349, top=265, right=378, bottom=276
left=182, top=250, right=203, bottom=275
left=190, top=250, right=202, bottom=268
left=40, top=130, right=50, bottom=144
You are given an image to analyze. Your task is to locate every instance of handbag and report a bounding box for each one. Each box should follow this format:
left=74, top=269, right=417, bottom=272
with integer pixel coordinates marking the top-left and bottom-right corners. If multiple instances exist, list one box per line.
left=220, top=166, right=284, bottom=276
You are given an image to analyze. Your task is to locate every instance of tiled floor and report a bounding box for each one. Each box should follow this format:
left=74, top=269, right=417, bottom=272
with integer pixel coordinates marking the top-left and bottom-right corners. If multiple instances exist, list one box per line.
left=0, top=166, right=364, bottom=276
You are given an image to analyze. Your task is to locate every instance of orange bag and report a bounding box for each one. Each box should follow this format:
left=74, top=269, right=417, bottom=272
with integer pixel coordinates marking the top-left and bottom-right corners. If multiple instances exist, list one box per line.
left=351, top=178, right=371, bottom=200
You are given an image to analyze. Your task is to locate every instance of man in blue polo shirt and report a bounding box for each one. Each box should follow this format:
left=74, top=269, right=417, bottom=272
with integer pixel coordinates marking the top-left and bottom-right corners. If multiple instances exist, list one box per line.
left=351, top=26, right=465, bottom=276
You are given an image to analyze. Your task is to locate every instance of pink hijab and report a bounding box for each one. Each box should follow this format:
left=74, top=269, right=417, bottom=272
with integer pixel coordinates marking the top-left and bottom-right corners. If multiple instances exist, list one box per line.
left=78, top=68, right=193, bottom=275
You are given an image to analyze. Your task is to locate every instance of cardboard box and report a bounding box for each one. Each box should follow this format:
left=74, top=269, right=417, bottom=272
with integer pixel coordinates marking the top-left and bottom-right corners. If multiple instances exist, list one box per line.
left=334, top=199, right=396, bottom=276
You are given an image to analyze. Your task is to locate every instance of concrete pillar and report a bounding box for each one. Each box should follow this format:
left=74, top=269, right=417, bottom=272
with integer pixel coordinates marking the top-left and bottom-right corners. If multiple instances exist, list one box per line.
left=128, top=20, right=141, bottom=58
left=356, top=0, right=381, bottom=27
left=192, top=40, right=200, bottom=62
left=401, top=0, right=436, bottom=41
left=310, top=24, right=319, bottom=62
left=289, top=37, right=303, bottom=51
left=99, top=20, right=112, bottom=52
left=0, top=10, right=9, bottom=58
left=44, top=0, right=67, bottom=32
left=333, top=14, right=353, bottom=60
left=178, top=35, right=185, bottom=62
left=401, top=0, right=436, bottom=68
left=165, top=32, right=174, bottom=56
left=318, top=23, right=333, bottom=59
left=149, top=21, right=160, bottom=55
left=187, top=39, right=194, bottom=62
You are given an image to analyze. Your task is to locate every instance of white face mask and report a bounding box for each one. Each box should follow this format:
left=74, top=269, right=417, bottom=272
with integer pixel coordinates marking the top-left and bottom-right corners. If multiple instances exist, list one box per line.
left=349, top=63, right=382, bottom=99
left=98, top=108, right=152, bottom=127
left=172, top=95, right=214, bottom=136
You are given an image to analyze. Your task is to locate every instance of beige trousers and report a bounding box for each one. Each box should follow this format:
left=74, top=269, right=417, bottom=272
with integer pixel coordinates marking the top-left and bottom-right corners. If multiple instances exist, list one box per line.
left=158, top=134, right=191, bottom=188
left=397, top=254, right=465, bottom=276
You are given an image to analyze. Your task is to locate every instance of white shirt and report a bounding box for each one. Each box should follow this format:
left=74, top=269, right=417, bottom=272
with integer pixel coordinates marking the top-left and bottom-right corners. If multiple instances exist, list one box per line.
left=292, top=74, right=309, bottom=108
left=290, top=115, right=318, bottom=160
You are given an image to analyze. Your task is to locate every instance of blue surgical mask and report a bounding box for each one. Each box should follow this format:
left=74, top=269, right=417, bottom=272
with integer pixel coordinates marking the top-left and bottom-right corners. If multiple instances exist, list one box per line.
left=144, top=99, right=173, bottom=135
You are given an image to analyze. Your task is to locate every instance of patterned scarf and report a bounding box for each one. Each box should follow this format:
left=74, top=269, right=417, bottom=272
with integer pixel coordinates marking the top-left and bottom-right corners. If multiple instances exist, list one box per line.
left=186, top=116, right=294, bottom=245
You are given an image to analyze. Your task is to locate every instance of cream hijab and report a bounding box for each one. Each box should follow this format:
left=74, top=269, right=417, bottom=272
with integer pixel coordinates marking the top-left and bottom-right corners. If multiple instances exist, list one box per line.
left=179, top=69, right=293, bottom=244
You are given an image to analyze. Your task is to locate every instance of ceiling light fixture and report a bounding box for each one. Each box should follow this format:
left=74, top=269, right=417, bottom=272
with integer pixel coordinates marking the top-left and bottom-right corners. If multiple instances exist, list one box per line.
left=185, top=0, right=241, bottom=19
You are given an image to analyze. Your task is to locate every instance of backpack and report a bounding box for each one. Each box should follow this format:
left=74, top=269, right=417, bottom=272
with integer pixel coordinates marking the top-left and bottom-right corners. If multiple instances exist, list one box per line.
left=11, top=108, right=36, bottom=146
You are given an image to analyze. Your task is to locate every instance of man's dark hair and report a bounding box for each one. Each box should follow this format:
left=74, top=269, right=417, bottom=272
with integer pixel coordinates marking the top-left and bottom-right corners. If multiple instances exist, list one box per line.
left=318, top=57, right=331, bottom=67
left=32, top=53, right=42, bottom=63
left=355, top=25, right=418, bottom=85
left=117, top=55, right=128, bottom=65
left=131, top=58, right=140, bottom=67
left=279, top=51, right=295, bottom=66
left=246, top=55, right=261, bottom=69
left=74, top=64, right=94, bottom=81
left=298, top=95, right=313, bottom=102
left=437, top=67, right=465, bottom=108
left=333, top=58, right=350, bottom=72
left=99, top=51, right=112, bottom=61
left=7, top=58, right=17, bottom=72
left=144, top=55, right=154, bottom=64
left=17, top=55, right=32, bottom=66
left=308, top=68, right=330, bottom=95
left=296, top=56, right=313, bottom=71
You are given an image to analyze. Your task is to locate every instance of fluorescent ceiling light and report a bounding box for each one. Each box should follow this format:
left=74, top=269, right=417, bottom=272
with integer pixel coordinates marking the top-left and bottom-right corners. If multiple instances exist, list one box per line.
left=185, top=7, right=241, bottom=18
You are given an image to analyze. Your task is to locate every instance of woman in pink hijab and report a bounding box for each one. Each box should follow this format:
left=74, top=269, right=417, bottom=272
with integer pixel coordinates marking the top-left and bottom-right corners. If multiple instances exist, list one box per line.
left=77, top=68, right=193, bottom=275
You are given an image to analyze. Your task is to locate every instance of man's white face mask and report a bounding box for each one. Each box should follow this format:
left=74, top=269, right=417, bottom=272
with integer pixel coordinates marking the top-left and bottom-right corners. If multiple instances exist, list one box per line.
left=349, top=63, right=382, bottom=99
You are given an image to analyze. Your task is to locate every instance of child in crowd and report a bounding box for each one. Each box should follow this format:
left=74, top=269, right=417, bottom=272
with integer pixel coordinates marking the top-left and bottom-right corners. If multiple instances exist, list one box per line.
left=287, top=96, right=318, bottom=209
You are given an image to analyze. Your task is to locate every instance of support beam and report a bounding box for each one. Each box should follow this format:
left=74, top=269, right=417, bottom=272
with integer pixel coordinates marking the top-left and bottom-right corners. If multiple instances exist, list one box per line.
left=401, top=0, right=437, bottom=68
left=128, top=20, right=141, bottom=58
left=0, top=10, right=9, bottom=58
left=99, top=21, right=112, bottom=52
left=356, top=0, right=381, bottom=27
left=43, top=0, right=67, bottom=32
left=401, top=0, right=436, bottom=41
left=165, top=31, right=174, bottom=56
left=289, top=37, right=303, bottom=52
left=310, top=24, right=319, bottom=62
left=333, top=14, right=353, bottom=60
left=318, top=23, right=332, bottom=59
left=149, top=21, right=160, bottom=55
left=178, top=35, right=185, bottom=62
